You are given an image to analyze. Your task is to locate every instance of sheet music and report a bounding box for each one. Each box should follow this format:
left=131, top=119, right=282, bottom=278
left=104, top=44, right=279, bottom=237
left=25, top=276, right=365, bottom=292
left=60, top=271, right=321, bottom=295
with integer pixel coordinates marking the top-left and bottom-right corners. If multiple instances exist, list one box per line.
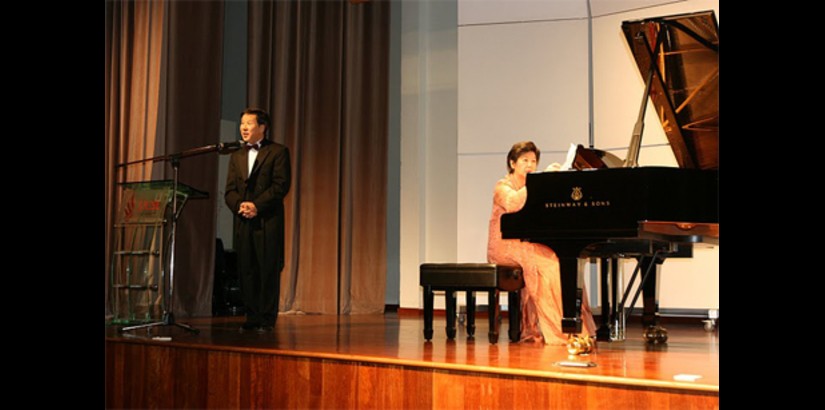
left=543, top=143, right=578, bottom=172
left=555, top=143, right=578, bottom=171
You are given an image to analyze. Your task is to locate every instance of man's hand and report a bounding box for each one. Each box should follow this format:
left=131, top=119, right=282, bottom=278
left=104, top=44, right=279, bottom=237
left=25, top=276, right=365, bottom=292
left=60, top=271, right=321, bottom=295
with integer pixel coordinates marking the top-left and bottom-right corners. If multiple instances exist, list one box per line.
left=239, top=201, right=258, bottom=219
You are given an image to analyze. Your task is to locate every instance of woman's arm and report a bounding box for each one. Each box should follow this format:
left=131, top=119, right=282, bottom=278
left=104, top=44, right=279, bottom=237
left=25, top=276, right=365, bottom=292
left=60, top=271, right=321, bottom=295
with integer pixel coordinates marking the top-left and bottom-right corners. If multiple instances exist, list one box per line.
left=493, top=179, right=527, bottom=213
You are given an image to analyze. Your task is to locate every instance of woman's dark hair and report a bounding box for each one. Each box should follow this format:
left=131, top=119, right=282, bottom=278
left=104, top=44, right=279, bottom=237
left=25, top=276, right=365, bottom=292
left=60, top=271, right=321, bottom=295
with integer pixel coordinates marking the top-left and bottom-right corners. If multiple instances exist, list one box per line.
left=506, top=141, right=540, bottom=173
left=240, top=107, right=271, bottom=138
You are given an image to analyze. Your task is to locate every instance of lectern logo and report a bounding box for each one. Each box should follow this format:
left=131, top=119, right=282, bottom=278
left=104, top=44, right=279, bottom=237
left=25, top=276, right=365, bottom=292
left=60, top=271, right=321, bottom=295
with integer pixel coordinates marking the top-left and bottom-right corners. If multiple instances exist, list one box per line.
left=571, top=187, right=583, bottom=201
left=123, top=193, right=135, bottom=221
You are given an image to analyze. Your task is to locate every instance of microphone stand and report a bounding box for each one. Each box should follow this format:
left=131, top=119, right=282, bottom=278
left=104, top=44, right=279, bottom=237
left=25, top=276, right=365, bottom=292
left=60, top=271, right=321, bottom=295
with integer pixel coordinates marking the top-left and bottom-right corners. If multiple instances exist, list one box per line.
left=117, top=141, right=241, bottom=335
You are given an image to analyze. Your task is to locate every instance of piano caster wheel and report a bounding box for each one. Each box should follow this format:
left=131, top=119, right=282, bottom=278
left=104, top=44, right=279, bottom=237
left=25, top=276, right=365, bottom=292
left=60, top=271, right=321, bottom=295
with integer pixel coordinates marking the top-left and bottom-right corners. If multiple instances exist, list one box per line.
left=702, top=319, right=716, bottom=332
left=567, top=335, right=596, bottom=356
left=643, top=325, right=668, bottom=344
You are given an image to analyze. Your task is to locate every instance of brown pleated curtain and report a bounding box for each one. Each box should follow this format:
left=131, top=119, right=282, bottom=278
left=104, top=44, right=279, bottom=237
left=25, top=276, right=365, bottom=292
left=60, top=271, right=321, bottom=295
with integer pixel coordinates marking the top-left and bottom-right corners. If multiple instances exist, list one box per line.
left=247, top=0, right=388, bottom=314
left=105, top=0, right=224, bottom=318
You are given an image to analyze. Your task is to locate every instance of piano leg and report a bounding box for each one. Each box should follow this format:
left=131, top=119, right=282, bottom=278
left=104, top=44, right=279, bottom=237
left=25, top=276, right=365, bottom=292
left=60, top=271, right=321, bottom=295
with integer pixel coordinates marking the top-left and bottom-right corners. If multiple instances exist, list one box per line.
left=630, top=253, right=669, bottom=344
left=423, top=285, right=434, bottom=341
left=641, top=257, right=663, bottom=328
left=508, top=290, right=520, bottom=342
left=610, top=258, right=624, bottom=341
left=445, top=290, right=457, bottom=339
left=466, top=291, right=476, bottom=338
left=596, top=258, right=612, bottom=341
left=557, top=252, right=583, bottom=334
left=488, top=290, right=500, bottom=344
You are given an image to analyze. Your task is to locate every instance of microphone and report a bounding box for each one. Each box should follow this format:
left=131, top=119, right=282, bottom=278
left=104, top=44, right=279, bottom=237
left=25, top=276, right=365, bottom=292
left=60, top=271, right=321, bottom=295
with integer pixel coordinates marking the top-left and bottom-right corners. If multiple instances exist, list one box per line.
left=218, top=140, right=244, bottom=154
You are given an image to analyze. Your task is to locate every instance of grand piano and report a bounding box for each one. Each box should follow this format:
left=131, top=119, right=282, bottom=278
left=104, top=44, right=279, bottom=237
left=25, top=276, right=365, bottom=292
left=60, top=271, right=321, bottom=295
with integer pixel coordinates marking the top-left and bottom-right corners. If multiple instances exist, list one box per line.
left=500, top=10, right=719, bottom=342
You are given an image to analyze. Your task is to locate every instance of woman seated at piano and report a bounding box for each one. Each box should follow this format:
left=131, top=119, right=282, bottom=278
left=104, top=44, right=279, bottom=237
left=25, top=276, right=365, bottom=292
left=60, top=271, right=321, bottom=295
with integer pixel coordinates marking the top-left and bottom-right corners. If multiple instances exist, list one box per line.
left=487, top=141, right=597, bottom=345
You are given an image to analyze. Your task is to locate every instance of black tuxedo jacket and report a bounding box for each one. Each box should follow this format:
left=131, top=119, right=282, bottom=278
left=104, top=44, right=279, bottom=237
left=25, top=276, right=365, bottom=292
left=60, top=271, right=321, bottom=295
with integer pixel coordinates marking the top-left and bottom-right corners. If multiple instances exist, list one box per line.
left=224, top=140, right=291, bottom=273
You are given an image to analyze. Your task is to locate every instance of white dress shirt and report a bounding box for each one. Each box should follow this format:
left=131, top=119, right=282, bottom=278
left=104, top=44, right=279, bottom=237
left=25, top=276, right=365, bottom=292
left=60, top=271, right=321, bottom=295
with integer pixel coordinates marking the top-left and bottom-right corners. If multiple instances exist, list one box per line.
left=247, top=143, right=260, bottom=177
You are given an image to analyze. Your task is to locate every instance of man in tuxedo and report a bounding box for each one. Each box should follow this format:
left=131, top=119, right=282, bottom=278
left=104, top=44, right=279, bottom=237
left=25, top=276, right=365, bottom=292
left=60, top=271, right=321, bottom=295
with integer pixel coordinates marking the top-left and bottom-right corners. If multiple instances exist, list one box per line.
left=224, top=107, right=291, bottom=332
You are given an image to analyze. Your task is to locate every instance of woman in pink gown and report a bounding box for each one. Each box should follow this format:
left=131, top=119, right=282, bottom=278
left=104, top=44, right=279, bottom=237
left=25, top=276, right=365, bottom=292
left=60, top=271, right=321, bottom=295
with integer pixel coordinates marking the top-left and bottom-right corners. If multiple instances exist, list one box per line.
left=487, top=141, right=596, bottom=345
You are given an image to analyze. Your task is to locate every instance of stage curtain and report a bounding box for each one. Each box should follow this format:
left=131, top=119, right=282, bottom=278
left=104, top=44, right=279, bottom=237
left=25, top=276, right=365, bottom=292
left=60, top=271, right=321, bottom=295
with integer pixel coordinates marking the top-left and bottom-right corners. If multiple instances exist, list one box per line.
left=247, top=0, right=389, bottom=314
left=105, top=0, right=168, bottom=317
left=105, top=0, right=224, bottom=318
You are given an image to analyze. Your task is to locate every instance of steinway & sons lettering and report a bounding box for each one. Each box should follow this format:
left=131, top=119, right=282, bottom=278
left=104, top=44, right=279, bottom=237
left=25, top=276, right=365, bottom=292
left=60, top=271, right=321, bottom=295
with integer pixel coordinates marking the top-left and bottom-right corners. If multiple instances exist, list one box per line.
left=544, top=200, right=611, bottom=208
left=543, top=187, right=611, bottom=208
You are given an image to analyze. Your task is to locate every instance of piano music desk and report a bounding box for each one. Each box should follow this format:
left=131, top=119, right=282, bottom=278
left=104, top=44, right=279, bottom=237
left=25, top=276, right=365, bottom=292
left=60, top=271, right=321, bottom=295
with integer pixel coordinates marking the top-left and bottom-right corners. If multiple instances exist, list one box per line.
left=420, top=263, right=524, bottom=344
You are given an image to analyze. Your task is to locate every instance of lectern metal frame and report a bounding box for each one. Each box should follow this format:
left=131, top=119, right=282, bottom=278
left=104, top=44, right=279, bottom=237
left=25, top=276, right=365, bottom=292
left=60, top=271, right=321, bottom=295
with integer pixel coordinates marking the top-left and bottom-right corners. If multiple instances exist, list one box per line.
left=115, top=141, right=240, bottom=335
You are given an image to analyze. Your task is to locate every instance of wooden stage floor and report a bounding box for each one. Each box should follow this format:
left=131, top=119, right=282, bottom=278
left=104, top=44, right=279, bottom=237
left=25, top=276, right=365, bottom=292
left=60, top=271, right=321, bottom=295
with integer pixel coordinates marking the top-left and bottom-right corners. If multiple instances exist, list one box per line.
left=105, top=312, right=719, bottom=408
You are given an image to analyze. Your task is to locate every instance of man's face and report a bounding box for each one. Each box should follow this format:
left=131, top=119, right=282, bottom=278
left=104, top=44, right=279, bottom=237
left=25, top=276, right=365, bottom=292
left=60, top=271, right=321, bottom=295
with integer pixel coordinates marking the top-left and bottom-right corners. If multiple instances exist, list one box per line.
left=240, top=114, right=265, bottom=144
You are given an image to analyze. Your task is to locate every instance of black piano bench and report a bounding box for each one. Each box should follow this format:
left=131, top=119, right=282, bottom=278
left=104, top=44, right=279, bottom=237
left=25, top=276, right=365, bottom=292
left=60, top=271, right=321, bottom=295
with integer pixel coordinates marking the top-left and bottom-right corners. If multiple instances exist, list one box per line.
left=419, top=263, right=525, bottom=344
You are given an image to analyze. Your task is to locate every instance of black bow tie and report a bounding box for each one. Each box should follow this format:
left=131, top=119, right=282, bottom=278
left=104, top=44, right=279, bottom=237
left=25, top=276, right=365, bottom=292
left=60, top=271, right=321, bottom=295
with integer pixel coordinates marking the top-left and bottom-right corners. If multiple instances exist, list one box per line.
left=246, top=143, right=261, bottom=151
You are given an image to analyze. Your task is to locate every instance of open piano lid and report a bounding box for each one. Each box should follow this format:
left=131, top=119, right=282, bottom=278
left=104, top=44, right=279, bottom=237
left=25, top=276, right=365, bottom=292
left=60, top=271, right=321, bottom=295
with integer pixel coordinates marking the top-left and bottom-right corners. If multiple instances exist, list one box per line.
left=622, top=10, right=719, bottom=170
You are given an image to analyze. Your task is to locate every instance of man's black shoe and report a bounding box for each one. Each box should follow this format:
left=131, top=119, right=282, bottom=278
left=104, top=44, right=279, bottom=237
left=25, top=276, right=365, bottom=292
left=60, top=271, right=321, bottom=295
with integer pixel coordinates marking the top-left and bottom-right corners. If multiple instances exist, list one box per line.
left=240, top=322, right=259, bottom=332
left=256, top=325, right=274, bottom=333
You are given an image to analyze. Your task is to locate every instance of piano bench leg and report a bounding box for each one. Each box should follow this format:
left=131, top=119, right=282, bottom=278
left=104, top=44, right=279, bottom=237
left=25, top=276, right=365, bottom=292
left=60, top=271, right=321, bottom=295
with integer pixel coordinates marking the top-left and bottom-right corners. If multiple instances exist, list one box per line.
left=423, top=286, right=434, bottom=341
left=445, top=290, right=457, bottom=339
left=507, top=290, right=520, bottom=343
left=488, top=290, right=500, bottom=344
left=466, top=291, right=476, bottom=338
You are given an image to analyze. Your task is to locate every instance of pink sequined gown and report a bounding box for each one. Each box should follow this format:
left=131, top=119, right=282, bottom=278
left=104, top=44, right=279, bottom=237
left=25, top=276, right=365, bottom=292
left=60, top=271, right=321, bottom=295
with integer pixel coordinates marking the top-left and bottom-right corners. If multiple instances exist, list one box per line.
left=487, top=175, right=597, bottom=345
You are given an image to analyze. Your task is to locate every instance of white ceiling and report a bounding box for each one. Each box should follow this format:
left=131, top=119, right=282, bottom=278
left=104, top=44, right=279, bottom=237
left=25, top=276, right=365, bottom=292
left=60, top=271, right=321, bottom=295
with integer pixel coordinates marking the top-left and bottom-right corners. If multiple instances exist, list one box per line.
left=458, top=0, right=686, bottom=26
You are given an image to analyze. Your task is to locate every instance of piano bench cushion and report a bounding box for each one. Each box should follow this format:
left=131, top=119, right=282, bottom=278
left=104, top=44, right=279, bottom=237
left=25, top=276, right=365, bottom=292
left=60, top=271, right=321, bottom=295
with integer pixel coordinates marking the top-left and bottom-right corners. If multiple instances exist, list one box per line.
left=419, top=263, right=524, bottom=291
